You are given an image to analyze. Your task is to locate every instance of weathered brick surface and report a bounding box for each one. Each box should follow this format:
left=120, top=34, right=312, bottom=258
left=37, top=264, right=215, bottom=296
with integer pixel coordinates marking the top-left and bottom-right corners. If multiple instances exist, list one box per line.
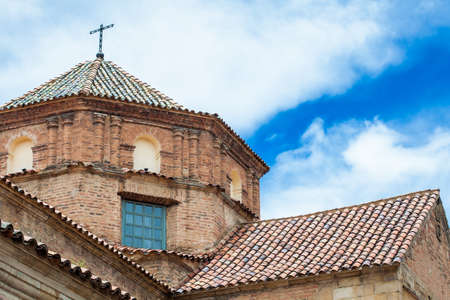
left=16, top=169, right=122, bottom=242
left=0, top=99, right=267, bottom=193
left=0, top=98, right=264, bottom=255
left=0, top=184, right=167, bottom=300
left=3, top=61, right=448, bottom=300
left=0, top=99, right=264, bottom=214
left=133, top=254, right=201, bottom=289
left=0, top=121, right=47, bottom=171
left=401, top=201, right=450, bottom=300
left=14, top=166, right=250, bottom=252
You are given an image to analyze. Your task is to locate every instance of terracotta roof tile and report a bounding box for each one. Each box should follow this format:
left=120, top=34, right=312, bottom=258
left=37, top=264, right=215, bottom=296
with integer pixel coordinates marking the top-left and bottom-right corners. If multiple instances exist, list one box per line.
left=177, top=189, right=440, bottom=293
left=0, top=219, right=136, bottom=300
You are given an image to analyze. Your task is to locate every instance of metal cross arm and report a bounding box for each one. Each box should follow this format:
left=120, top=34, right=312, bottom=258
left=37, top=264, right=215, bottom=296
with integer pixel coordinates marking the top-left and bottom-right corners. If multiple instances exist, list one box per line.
left=90, top=24, right=114, bottom=58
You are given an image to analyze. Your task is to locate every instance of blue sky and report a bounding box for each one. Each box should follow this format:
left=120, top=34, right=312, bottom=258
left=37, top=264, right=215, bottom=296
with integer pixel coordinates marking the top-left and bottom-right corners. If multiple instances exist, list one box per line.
left=1, top=1, right=449, bottom=218
left=253, top=28, right=450, bottom=217
left=250, top=29, right=450, bottom=164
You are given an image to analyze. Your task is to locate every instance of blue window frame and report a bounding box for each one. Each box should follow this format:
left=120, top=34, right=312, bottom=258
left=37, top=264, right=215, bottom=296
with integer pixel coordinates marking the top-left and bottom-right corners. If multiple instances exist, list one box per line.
left=121, top=200, right=166, bottom=249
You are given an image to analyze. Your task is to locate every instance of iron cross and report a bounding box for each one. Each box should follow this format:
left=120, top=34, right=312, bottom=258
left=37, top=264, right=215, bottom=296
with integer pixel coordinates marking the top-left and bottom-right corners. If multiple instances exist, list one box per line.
left=90, top=24, right=114, bottom=58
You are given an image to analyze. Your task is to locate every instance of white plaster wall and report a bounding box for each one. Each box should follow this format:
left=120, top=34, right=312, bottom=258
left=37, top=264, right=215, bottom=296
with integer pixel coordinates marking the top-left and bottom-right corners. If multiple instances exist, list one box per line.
left=133, top=137, right=160, bottom=172
left=7, top=138, right=33, bottom=173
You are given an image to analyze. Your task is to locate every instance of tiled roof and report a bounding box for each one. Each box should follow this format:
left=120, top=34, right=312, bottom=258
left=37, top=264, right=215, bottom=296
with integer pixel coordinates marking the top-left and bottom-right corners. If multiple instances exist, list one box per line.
left=0, top=176, right=171, bottom=293
left=0, top=219, right=136, bottom=300
left=178, top=189, right=440, bottom=293
left=1, top=57, right=183, bottom=110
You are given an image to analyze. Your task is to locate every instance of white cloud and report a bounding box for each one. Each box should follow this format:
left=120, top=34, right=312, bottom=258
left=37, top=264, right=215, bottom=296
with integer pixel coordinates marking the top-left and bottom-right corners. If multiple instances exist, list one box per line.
left=0, top=0, right=42, bottom=20
left=0, top=1, right=449, bottom=133
left=261, top=118, right=450, bottom=219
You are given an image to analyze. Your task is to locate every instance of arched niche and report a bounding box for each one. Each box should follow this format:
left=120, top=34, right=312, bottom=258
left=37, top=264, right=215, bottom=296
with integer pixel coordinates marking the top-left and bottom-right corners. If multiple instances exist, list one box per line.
left=133, top=135, right=161, bottom=173
left=230, top=169, right=242, bottom=202
left=7, top=136, right=33, bottom=173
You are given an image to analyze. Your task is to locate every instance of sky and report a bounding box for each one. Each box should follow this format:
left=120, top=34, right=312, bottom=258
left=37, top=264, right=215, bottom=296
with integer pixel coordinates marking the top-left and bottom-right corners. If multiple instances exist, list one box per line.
left=1, top=0, right=449, bottom=219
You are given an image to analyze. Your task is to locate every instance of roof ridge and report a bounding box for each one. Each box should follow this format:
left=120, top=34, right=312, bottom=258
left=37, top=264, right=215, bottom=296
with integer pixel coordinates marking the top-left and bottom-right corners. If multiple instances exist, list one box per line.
left=249, top=189, right=440, bottom=224
left=80, top=58, right=102, bottom=95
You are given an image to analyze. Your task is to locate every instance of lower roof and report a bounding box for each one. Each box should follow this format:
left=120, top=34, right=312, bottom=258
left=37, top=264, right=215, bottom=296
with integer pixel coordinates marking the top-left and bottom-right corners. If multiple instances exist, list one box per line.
left=178, top=189, right=440, bottom=294
left=0, top=219, right=136, bottom=300
left=0, top=175, right=171, bottom=293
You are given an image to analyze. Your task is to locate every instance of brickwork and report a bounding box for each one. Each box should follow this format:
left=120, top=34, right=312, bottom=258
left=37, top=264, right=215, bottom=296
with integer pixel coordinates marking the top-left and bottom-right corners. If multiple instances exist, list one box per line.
left=16, top=169, right=122, bottom=242
left=0, top=183, right=167, bottom=300
left=0, top=97, right=266, bottom=255
left=0, top=121, right=47, bottom=171
left=133, top=254, right=201, bottom=289
left=13, top=165, right=250, bottom=252
left=2, top=58, right=448, bottom=300
left=0, top=98, right=266, bottom=215
left=400, top=201, right=450, bottom=300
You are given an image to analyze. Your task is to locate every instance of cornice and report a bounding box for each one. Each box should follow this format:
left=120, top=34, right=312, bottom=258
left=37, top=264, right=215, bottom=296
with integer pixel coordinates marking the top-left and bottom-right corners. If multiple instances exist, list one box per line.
left=5, top=164, right=259, bottom=221
left=0, top=96, right=269, bottom=176
left=0, top=220, right=137, bottom=300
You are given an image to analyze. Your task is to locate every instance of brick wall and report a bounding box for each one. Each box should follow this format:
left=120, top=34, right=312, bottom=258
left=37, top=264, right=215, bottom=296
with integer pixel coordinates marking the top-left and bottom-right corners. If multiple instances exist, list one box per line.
left=0, top=102, right=264, bottom=216
left=13, top=166, right=250, bottom=252
left=0, top=98, right=268, bottom=295
left=0, top=121, right=48, bottom=172
left=14, top=169, right=122, bottom=243
left=401, top=201, right=450, bottom=300
left=0, top=184, right=167, bottom=300
left=133, top=254, right=201, bottom=289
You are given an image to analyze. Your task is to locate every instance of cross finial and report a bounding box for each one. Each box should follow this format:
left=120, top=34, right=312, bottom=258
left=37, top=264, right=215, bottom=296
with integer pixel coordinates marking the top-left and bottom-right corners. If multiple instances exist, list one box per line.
left=90, top=23, right=114, bottom=59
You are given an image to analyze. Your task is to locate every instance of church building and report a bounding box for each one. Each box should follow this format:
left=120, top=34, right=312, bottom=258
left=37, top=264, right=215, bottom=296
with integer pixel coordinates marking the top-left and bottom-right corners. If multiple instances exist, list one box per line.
left=0, top=52, right=448, bottom=299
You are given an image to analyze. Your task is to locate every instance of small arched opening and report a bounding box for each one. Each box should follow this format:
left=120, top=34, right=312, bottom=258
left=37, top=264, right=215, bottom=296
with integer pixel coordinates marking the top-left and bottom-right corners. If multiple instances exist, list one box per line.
left=230, top=169, right=242, bottom=202
left=133, top=136, right=161, bottom=173
left=7, top=136, right=33, bottom=173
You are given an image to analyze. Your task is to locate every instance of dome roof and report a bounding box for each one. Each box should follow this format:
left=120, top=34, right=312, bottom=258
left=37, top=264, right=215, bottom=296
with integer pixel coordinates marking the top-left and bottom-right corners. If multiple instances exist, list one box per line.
left=1, top=57, right=182, bottom=110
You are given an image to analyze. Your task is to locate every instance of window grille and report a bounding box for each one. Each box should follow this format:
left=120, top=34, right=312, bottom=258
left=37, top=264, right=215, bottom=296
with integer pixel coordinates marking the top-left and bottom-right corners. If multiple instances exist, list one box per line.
left=121, top=200, right=166, bottom=249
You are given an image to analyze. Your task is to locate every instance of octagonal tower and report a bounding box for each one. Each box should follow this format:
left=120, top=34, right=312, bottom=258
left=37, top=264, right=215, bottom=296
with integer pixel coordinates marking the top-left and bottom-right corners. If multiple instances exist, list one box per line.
left=0, top=57, right=268, bottom=253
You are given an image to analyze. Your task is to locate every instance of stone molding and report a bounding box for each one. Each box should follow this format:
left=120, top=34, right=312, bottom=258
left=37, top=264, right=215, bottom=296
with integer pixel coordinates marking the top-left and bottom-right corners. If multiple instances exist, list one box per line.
left=8, top=164, right=258, bottom=220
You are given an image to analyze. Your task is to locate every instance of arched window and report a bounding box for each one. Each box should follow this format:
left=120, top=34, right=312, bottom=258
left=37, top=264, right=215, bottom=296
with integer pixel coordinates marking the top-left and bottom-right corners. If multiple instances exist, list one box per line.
left=230, top=169, right=242, bottom=202
left=7, top=137, right=33, bottom=173
left=133, top=136, right=160, bottom=173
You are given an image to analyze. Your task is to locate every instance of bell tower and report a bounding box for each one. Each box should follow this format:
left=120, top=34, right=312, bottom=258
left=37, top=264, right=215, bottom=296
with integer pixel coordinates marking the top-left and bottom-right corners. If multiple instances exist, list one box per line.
left=0, top=56, right=268, bottom=253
